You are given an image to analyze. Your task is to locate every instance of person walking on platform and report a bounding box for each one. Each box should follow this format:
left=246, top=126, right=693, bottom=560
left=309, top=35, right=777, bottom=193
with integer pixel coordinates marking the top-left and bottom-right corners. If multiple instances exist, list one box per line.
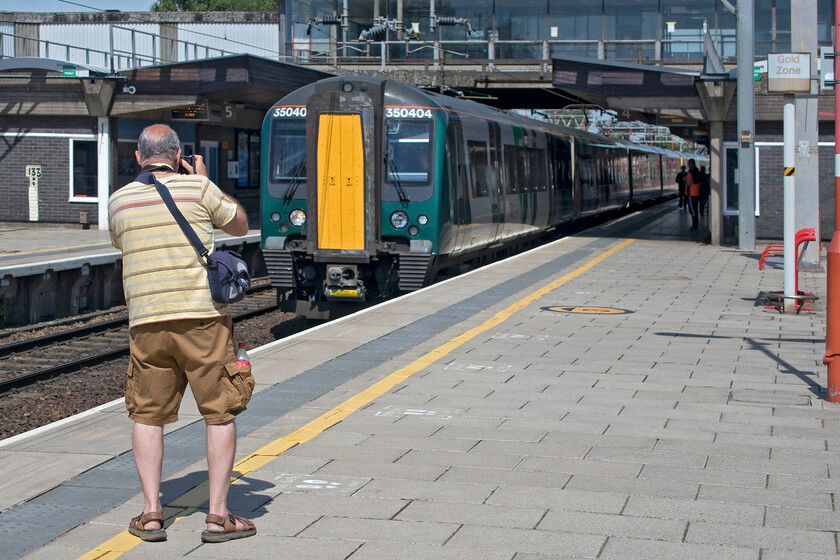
left=699, top=164, right=710, bottom=217
left=108, top=124, right=256, bottom=543
left=675, top=165, right=687, bottom=210
left=686, top=158, right=701, bottom=232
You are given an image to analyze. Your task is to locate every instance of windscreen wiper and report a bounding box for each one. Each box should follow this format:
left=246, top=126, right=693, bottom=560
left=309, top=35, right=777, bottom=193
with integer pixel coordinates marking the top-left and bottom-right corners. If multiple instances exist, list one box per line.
left=384, top=152, right=410, bottom=202
left=282, top=160, right=306, bottom=200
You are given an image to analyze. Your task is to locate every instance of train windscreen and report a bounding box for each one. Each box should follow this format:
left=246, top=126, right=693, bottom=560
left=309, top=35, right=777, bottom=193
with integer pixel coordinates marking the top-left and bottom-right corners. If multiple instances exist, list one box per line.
left=385, top=119, right=431, bottom=184
left=270, top=118, right=307, bottom=197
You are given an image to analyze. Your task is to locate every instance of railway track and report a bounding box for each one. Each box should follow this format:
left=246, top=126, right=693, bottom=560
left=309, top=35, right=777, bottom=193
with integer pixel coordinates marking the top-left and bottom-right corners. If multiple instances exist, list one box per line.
left=0, top=283, right=278, bottom=393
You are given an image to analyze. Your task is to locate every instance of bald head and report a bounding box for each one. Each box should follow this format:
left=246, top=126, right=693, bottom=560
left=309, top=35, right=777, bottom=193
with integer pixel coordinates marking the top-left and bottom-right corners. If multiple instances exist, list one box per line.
left=137, top=124, right=181, bottom=168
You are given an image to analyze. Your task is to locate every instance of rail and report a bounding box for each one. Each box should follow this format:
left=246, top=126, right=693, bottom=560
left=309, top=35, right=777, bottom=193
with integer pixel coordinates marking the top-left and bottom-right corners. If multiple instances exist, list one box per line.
left=0, top=25, right=237, bottom=71
left=290, top=36, right=793, bottom=69
left=2, top=26, right=788, bottom=72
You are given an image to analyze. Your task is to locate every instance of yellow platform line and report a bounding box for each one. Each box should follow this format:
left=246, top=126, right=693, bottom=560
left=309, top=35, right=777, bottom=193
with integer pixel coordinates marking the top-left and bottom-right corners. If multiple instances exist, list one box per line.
left=76, top=237, right=634, bottom=559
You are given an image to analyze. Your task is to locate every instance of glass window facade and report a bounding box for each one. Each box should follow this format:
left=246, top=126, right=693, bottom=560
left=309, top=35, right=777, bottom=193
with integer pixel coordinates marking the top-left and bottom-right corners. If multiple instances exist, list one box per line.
left=495, top=0, right=545, bottom=58
left=661, top=0, right=714, bottom=61
left=754, top=0, right=790, bottom=57
left=548, top=0, right=601, bottom=58
left=604, top=0, right=659, bottom=41
left=284, top=0, right=832, bottom=64
left=604, top=0, right=660, bottom=60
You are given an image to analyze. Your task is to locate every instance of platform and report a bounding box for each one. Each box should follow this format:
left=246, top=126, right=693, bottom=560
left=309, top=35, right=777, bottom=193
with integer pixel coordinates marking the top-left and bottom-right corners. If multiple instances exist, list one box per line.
left=0, top=224, right=261, bottom=327
left=0, top=203, right=833, bottom=559
left=0, top=224, right=260, bottom=277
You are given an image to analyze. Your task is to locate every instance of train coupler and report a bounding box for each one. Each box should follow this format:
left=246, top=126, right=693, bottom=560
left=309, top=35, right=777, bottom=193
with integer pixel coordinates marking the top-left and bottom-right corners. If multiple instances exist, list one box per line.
left=323, top=265, right=366, bottom=301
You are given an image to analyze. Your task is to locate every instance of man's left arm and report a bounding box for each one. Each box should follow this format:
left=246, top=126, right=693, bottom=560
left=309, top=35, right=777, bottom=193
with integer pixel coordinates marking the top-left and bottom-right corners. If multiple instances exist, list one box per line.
left=221, top=199, right=249, bottom=237
left=190, top=154, right=249, bottom=237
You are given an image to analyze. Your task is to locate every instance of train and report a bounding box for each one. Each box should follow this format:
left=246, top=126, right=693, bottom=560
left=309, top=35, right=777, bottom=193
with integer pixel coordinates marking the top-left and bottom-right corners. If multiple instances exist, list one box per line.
left=260, top=75, right=697, bottom=319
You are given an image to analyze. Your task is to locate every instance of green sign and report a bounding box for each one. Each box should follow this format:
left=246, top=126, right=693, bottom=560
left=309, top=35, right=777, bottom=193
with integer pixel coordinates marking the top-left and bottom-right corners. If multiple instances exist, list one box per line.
left=754, top=64, right=761, bottom=81
left=62, top=65, right=76, bottom=77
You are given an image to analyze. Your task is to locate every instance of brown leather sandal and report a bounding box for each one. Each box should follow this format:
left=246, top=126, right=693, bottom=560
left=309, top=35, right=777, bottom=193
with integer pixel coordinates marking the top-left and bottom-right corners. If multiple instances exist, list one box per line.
left=201, top=513, right=257, bottom=543
left=128, top=511, right=167, bottom=542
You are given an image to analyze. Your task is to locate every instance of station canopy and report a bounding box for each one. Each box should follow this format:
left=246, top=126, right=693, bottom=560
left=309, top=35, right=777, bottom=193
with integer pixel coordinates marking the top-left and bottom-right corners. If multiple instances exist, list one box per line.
left=551, top=55, right=718, bottom=137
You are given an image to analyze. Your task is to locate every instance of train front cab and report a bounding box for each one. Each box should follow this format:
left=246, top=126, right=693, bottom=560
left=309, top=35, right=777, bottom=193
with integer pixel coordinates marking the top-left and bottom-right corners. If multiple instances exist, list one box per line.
left=261, top=77, right=442, bottom=319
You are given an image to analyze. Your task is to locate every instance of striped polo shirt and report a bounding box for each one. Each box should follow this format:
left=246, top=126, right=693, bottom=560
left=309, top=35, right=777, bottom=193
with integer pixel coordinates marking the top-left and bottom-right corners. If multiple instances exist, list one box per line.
left=108, top=172, right=238, bottom=328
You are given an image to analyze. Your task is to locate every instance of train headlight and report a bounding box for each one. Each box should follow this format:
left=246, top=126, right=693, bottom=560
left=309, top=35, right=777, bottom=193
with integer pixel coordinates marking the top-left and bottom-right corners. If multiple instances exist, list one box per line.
left=417, top=214, right=429, bottom=226
left=289, top=209, right=307, bottom=227
left=390, top=211, right=408, bottom=229
left=270, top=211, right=282, bottom=223
left=408, top=225, right=419, bottom=236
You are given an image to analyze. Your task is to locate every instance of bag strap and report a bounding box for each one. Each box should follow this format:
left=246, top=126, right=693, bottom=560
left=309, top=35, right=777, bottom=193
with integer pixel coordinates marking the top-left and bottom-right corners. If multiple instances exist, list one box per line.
left=136, top=171, right=209, bottom=259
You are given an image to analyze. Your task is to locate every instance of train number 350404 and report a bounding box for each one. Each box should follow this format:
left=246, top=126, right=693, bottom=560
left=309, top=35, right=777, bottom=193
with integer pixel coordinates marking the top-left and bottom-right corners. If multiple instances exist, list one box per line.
left=385, top=107, right=433, bottom=119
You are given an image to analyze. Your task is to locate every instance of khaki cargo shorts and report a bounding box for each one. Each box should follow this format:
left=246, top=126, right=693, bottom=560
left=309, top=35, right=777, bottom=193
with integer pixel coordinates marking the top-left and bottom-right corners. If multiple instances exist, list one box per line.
left=125, top=315, right=255, bottom=426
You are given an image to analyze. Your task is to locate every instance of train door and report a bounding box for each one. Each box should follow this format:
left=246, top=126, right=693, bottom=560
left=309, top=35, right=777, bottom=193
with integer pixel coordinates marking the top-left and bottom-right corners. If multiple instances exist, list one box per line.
left=446, top=112, right=470, bottom=255
left=462, top=116, right=493, bottom=252
left=465, top=139, right=491, bottom=250
left=316, top=113, right=365, bottom=250
left=532, top=132, right=548, bottom=229
left=577, top=141, right=596, bottom=217
left=546, top=136, right=557, bottom=225
left=500, top=125, right=524, bottom=240
left=519, top=129, right=534, bottom=227
left=551, top=135, right=573, bottom=224
left=488, top=121, right=503, bottom=242
left=570, top=137, right=582, bottom=220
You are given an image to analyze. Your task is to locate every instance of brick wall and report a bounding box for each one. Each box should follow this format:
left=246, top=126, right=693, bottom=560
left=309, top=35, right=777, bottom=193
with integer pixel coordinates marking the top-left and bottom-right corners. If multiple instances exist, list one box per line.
left=754, top=121, right=835, bottom=242
left=0, top=116, right=99, bottom=225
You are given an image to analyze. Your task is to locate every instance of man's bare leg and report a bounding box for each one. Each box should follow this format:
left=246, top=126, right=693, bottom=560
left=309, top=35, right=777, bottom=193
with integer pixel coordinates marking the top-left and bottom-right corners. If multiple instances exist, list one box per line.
left=205, top=420, right=247, bottom=532
left=132, top=423, right=164, bottom=530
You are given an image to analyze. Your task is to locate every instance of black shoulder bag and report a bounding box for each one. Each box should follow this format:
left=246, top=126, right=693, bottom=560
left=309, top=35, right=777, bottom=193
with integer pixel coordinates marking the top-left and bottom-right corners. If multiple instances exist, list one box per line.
left=136, top=171, right=250, bottom=304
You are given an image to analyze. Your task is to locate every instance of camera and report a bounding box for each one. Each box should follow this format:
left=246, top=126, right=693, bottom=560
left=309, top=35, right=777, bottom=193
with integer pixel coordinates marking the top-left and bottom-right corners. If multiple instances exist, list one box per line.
left=180, top=154, right=195, bottom=174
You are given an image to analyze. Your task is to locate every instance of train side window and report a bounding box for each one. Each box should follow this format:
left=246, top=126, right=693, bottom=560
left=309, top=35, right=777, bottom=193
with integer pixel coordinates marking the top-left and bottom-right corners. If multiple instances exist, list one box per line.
left=553, top=137, right=571, bottom=190
left=386, top=119, right=431, bottom=184
left=468, top=140, right=489, bottom=198
left=270, top=119, right=306, bottom=184
left=504, top=145, right=518, bottom=194
left=519, top=148, right=531, bottom=192
left=535, top=148, right=546, bottom=191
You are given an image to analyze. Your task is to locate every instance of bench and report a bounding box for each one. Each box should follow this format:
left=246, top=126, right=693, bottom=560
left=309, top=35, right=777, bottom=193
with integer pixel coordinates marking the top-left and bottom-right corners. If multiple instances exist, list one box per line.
left=759, top=227, right=817, bottom=312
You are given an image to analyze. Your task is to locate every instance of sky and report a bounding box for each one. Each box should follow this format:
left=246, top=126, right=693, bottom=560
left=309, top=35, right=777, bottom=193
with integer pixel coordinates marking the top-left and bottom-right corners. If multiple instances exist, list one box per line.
left=8, top=0, right=154, bottom=12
